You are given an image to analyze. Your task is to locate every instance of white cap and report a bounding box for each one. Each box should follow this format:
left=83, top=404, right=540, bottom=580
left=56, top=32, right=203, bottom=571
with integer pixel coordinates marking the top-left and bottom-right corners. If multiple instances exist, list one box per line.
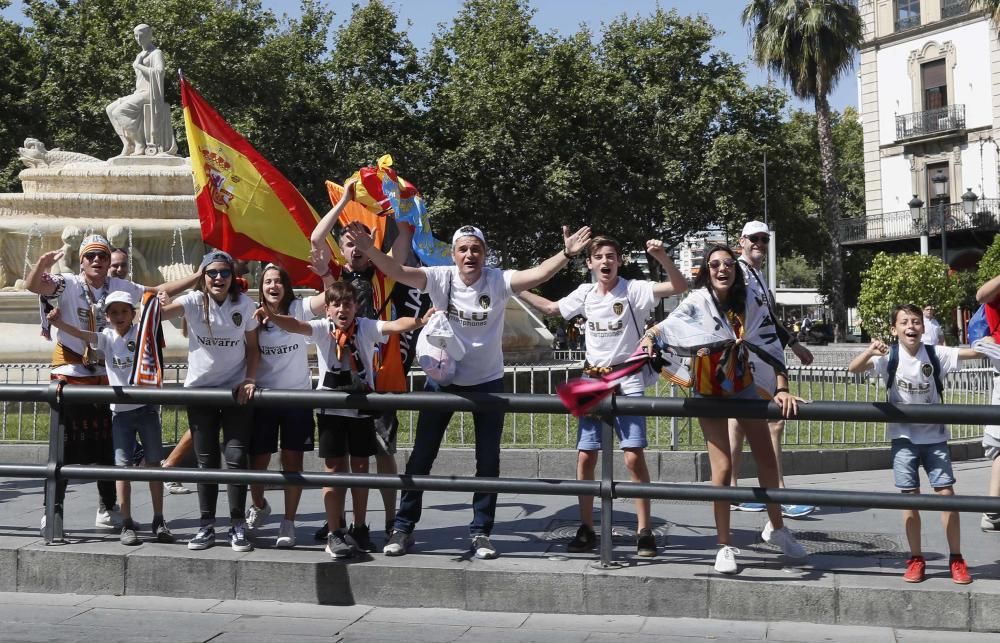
left=104, top=290, right=136, bottom=310
left=451, top=225, right=487, bottom=248
left=740, top=221, right=770, bottom=238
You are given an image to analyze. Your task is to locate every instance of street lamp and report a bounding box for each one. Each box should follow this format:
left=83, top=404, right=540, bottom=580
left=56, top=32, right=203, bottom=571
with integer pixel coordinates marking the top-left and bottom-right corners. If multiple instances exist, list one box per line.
left=962, top=187, right=979, bottom=219
left=909, top=194, right=927, bottom=255
left=931, top=169, right=949, bottom=264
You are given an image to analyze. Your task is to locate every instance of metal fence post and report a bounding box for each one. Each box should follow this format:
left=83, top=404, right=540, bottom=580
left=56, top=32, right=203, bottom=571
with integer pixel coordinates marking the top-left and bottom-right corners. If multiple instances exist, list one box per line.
left=594, top=395, right=621, bottom=569
left=43, top=380, right=65, bottom=544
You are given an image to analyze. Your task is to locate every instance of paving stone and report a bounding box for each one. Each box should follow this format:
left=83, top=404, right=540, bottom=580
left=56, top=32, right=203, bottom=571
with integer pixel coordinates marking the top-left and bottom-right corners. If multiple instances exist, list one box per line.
left=708, top=570, right=836, bottom=623
left=0, top=622, right=205, bottom=643
left=457, top=626, right=589, bottom=642
left=17, top=542, right=124, bottom=595
left=338, top=620, right=469, bottom=642
left=61, top=606, right=239, bottom=631
left=362, top=606, right=527, bottom=628
left=0, top=590, right=94, bottom=606
left=346, top=555, right=467, bottom=608
left=766, top=621, right=895, bottom=642
left=210, top=634, right=333, bottom=643
left=222, top=614, right=351, bottom=636
left=894, top=628, right=1000, bottom=641
left=585, top=562, right=709, bottom=618
left=465, top=560, right=587, bottom=614
left=79, top=594, right=221, bottom=612
left=521, top=612, right=645, bottom=633
left=236, top=551, right=353, bottom=604
left=838, top=583, right=971, bottom=630
left=207, top=599, right=371, bottom=620
left=0, top=603, right=89, bottom=624
left=124, top=544, right=238, bottom=599
left=641, top=616, right=767, bottom=639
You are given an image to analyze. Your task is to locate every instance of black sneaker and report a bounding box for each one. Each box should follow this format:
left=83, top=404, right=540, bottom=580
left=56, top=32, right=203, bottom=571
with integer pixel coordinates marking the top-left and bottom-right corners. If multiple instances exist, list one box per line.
left=636, top=527, right=657, bottom=557
left=326, top=529, right=354, bottom=559
left=120, top=522, right=140, bottom=546
left=383, top=529, right=413, bottom=556
left=314, top=517, right=347, bottom=542
left=567, top=524, right=596, bottom=553
left=152, top=518, right=176, bottom=544
left=349, top=523, right=375, bottom=552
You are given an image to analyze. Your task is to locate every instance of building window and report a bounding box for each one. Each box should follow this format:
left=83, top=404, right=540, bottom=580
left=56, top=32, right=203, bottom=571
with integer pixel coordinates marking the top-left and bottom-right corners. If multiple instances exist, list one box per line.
left=895, top=0, right=921, bottom=32
left=921, top=59, right=947, bottom=110
left=941, top=0, right=970, bottom=20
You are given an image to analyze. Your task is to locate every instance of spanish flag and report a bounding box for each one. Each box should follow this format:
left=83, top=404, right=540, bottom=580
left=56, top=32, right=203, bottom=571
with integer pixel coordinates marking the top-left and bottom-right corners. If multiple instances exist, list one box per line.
left=180, top=74, right=342, bottom=287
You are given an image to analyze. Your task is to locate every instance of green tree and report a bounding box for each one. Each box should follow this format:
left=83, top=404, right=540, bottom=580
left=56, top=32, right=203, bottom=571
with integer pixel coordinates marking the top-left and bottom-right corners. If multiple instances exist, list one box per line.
left=0, top=0, right=39, bottom=192
left=972, top=1, right=1000, bottom=25
left=857, top=252, right=962, bottom=340
left=976, top=233, right=1000, bottom=287
left=777, top=253, right=818, bottom=288
left=743, top=0, right=864, bottom=332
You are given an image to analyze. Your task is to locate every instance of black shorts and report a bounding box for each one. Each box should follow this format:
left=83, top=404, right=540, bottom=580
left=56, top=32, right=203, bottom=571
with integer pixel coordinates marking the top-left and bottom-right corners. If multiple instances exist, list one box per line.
left=251, top=407, right=315, bottom=455
left=317, top=413, right=378, bottom=459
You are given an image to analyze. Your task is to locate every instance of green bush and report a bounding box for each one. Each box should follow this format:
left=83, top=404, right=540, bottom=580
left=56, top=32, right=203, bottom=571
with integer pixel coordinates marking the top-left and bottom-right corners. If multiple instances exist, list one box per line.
left=857, top=252, right=961, bottom=340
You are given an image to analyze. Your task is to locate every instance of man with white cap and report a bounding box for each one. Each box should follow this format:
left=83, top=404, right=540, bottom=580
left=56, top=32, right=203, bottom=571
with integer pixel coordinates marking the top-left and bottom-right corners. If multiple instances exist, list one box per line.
left=344, top=221, right=591, bottom=559
left=46, top=290, right=174, bottom=545
left=26, top=234, right=196, bottom=538
left=728, top=221, right=816, bottom=518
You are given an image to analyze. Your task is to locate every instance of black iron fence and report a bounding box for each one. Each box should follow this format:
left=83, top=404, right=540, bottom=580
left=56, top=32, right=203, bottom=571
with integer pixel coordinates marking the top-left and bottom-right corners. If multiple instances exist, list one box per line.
left=2, top=382, right=1000, bottom=568
left=895, top=104, right=965, bottom=141
left=838, top=198, right=1000, bottom=244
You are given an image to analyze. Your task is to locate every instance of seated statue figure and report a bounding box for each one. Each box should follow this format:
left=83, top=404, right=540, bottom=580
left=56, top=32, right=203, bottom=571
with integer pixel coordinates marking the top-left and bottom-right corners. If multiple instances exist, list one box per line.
left=106, top=24, right=177, bottom=157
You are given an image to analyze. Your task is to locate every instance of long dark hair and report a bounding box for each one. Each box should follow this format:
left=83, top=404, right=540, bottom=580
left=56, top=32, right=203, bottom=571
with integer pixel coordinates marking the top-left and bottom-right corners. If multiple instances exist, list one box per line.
left=693, top=244, right=746, bottom=312
left=258, top=264, right=296, bottom=316
left=193, top=259, right=242, bottom=334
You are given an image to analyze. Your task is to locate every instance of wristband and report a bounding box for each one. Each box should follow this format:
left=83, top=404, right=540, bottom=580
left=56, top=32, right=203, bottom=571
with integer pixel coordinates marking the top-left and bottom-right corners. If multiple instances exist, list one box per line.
left=774, top=387, right=789, bottom=394
left=562, top=249, right=575, bottom=259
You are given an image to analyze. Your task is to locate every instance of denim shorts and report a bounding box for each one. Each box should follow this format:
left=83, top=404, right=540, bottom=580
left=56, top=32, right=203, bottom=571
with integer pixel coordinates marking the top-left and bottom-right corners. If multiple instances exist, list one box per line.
left=891, top=438, right=956, bottom=490
left=112, top=405, right=163, bottom=467
left=577, top=392, right=647, bottom=450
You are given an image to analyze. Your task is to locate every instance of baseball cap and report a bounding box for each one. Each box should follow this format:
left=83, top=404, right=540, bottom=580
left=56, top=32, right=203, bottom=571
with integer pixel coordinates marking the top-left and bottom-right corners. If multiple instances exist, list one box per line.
left=198, top=250, right=235, bottom=272
left=104, top=290, right=135, bottom=310
left=740, top=221, right=770, bottom=238
left=451, top=225, right=487, bottom=248
left=79, top=234, right=111, bottom=259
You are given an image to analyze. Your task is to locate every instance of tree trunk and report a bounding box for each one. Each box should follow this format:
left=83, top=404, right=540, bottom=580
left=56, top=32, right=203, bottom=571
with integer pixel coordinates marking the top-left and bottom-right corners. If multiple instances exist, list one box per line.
left=814, top=89, right=847, bottom=334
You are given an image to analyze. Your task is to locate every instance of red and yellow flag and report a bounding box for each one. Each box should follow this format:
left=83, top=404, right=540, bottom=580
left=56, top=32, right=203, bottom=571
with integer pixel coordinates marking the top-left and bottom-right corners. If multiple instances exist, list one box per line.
left=180, top=75, right=343, bottom=287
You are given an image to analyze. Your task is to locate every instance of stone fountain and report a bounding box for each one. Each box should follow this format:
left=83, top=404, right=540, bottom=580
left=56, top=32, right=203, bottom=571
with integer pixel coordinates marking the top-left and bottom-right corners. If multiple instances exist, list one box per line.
left=0, top=24, right=550, bottom=363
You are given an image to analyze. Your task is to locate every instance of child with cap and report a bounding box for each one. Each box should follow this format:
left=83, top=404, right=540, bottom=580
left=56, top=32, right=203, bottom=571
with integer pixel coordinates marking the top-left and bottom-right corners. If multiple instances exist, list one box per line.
left=48, top=290, right=174, bottom=545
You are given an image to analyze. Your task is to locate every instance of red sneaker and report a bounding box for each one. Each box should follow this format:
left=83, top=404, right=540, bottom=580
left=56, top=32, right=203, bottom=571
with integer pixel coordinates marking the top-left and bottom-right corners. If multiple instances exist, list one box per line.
left=950, top=556, right=972, bottom=585
left=903, top=556, right=925, bottom=583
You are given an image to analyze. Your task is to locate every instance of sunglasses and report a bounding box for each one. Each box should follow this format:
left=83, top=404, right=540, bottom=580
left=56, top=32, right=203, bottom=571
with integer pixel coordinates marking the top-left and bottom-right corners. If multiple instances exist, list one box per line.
left=83, top=252, right=109, bottom=262
left=708, top=258, right=736, bottom=270
left=205, top=269, right=233, bottom=279
left=746, top=234, right=770, bottom=244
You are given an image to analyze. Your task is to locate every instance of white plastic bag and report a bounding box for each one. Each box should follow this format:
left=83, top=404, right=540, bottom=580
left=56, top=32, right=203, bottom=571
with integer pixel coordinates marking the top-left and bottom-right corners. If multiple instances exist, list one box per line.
left=416, top=310, right=465, bottom=385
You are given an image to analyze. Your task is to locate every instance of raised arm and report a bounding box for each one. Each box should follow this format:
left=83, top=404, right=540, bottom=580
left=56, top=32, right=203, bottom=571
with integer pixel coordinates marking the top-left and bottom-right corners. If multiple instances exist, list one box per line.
left=154, top=271, right=200, bottom=297
left=509, top=226, right=591, bottom=294
left=311, top=180, right=355, bottom=254
left=345, top=221, right=427, bottom=291
left=305, top=246, right=337, bottom=316
left=255, top=308, right=313, bottom=336
left=977, top=273, right=1000, bottom=304
left=389, top=221, right=414, bottom=265
left=46, top=308, right=98, bottom=344
left=25, top=250, right=64, bottom=297
left=645, top=240, right=688, bottom=299
left=958, top=347, right=982, bottom=360
left=381, top=306, right=436, bottom=335
left=847, top=340, right=887, bottom=374
left=518, top=290, right=561, bottom=316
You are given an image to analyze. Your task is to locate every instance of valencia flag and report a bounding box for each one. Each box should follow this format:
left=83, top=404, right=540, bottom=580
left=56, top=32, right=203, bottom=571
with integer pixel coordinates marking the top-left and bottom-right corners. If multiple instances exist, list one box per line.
left=180, top=74, right=343, bottom=287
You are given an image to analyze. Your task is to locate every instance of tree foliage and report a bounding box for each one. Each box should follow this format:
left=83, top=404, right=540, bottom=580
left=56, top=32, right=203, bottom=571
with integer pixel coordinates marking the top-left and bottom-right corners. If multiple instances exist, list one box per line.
left=976, top=233, right=1000, bottom=288
left=777, top=253, right=818, bottom=288
left=857, top=252, right=963, bottom=340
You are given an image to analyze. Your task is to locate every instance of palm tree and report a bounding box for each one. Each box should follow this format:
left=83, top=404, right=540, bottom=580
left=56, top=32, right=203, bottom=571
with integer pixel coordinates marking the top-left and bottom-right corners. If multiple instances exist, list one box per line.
left=972, top=0, right=1000, bottom=25
left=743, top=0, right=863, bottom=332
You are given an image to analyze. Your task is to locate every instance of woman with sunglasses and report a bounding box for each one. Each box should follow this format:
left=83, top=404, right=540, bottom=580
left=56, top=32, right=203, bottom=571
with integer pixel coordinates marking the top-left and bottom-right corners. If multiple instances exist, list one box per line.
left=160, top=251, right=260, bottom=552
left=244, top=261, right=333, bottom=547
left=640, top=245, right=806, bottom=575
left=26, top=234, right=196, bottom=538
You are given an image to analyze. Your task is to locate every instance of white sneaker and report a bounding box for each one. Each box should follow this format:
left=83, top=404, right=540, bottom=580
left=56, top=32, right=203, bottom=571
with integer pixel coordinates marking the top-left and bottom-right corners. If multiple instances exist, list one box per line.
left=714, top=545, right=739, bottom=574
left=276, top=519, right=296, bottom=548
left=95, top=502, right=118, bottom=529
left=762, top=521, right=807, bottom=559
left=245, top=500, right=271, bottom=530
left=164, top=481, right=193, bottom=495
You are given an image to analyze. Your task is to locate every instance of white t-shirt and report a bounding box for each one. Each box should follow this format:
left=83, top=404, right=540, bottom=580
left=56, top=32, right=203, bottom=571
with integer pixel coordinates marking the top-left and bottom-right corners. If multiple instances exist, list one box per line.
left=422, top=266, right=514, bottom=386
left=48, top=273, right=145, bottom=377
left=557, top=278, right=656, bottom=394
left=92, top=326, right=143, bottom=413
left=256, top=298, right=315, bottom=390
left=179, top=291, right=258, bottom=389
left=871, top=344, right=960, bottom=443
left=310, top=317, right=386, bottom=417
left=739, top=258, right=785, bottom=396
left=921, top=317, right=943, bottom=345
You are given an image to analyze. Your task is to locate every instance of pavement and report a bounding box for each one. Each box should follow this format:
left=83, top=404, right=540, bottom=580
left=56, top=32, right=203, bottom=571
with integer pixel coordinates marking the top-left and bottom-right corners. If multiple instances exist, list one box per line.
left=1, top=458, right=1000, bottom=635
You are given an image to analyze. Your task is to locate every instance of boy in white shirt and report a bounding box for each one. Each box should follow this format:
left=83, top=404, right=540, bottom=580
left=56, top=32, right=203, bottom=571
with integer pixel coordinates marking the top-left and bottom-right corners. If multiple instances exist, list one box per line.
left=848, top=304, right=979, bottom=584
left=47, top=291, right=173, bottom=545
left=263, top=281, right=433, bottom=559
left=519, top=235, right=687, bottom=557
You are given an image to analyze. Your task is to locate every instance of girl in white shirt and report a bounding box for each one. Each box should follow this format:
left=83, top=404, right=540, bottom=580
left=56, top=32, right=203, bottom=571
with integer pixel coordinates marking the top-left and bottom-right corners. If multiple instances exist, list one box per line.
left=160, top=251, right=259, bottom=553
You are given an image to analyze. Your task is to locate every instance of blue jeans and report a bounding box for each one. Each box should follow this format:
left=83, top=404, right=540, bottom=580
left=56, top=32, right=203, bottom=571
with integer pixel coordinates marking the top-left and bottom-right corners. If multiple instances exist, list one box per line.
left=394, top=378, right=505, bottom=536
left=112, top=405, right=163, bottom=467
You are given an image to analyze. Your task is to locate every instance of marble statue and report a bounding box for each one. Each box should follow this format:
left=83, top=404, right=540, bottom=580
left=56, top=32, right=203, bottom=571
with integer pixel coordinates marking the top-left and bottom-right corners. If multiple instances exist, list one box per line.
left=106, top=24, right=177, bottom=158
left=17, top=138, right=103, bottom=169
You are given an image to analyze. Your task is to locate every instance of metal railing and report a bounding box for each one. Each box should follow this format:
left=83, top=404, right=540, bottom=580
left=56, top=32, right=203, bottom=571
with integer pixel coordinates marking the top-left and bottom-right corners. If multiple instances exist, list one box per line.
left=895, top=104, right=965, bottom=141
left=1, top=362, right=994, bottom=448
left=2, top=383, right=1000, bottom=568
left=838, top=198, right=1000, bottom=244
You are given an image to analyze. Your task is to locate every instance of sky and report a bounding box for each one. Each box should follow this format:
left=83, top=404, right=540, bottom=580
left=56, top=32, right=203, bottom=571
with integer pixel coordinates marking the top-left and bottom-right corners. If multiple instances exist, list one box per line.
left=2, top=0, right=859, bottom=113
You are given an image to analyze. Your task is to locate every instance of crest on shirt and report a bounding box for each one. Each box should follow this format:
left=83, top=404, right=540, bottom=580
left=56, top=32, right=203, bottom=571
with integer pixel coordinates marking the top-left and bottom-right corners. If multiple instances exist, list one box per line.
left=478, top=295, right=490, bottom=310
left=612, top=302, right=624, bottom=316
left=921, top=363, right=933, bottom=377
left=126, top=340, right=136, bottom=353
left=232, top=312, right=243, bottom=326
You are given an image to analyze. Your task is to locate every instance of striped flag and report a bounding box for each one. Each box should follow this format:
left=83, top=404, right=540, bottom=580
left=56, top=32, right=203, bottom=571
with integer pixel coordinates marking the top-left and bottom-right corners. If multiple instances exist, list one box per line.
left=180, top=74, right=343, bottom=286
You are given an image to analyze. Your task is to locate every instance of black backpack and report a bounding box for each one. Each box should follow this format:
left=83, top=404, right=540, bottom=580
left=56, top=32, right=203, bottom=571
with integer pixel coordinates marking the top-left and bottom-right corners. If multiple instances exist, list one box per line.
left=886, top=342, right=943, bottom=399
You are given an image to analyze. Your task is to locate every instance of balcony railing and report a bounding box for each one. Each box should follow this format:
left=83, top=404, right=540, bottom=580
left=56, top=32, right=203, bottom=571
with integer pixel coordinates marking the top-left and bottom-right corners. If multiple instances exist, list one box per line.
left=894, top=13, right=921, bottom=32
left=941, top=0, right=970, bottom=20
left=838, top=198, right=1000, bottom=244
left=895, top=104, right=965, bottom=141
